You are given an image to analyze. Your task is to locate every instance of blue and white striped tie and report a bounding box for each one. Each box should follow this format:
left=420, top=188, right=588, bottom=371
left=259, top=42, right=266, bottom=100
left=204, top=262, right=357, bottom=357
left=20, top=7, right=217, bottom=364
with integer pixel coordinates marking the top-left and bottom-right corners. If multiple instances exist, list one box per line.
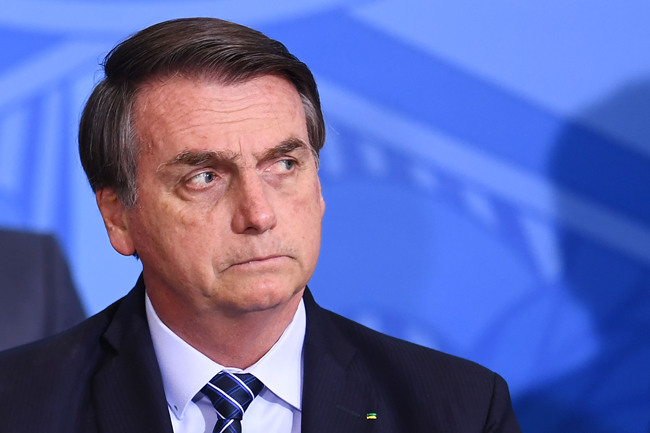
left=201, top=371, right=264, bottom=433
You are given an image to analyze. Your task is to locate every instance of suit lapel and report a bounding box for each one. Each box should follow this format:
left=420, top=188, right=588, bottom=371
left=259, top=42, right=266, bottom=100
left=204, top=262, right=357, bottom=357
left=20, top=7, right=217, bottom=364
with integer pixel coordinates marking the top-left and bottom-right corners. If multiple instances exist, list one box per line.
left=86, top=283, right=383, bottom=432
left=301, top=289, right=380, bottom=433
left=91, top=277, right=173, bottom=433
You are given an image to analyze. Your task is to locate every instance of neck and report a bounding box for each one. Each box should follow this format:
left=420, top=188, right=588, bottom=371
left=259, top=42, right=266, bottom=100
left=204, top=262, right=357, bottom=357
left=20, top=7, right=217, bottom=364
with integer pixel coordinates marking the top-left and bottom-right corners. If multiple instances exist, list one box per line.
left=150, top=291, right=303, bottom=369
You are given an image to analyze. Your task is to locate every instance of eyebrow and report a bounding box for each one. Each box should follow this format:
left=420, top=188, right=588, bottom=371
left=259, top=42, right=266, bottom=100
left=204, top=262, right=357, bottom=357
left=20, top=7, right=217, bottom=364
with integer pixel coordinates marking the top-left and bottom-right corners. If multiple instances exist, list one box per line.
left=159, top=149, right=238, bottom=171
left=255, top=137, right=310, bottom=161
left=158, top=137, right=310, bottom=171
left=156, top=150, right=235, bottom=175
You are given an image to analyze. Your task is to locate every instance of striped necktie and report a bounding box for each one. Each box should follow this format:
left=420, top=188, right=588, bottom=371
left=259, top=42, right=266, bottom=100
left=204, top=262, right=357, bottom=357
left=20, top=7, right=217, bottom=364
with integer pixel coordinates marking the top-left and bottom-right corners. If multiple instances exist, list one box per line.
left=201, top=371, right=264, bottom=433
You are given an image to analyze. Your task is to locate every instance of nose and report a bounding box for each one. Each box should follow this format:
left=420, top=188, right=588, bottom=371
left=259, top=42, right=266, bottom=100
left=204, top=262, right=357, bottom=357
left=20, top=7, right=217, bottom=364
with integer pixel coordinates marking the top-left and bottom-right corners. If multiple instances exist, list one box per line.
left=231, top=170, right=277, bottom=234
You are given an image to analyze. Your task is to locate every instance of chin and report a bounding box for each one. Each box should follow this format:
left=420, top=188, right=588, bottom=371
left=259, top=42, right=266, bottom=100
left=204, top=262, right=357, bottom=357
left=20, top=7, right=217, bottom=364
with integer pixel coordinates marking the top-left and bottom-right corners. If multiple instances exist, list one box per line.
left=237, top=281, right=304, bottom=311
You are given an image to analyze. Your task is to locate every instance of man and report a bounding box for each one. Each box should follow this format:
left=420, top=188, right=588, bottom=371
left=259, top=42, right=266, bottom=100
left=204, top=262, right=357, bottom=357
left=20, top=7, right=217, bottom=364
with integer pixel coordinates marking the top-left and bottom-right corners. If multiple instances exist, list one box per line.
left=0, top=18, right=521, bottom=432
left=0, top=228, right=85, bottom=350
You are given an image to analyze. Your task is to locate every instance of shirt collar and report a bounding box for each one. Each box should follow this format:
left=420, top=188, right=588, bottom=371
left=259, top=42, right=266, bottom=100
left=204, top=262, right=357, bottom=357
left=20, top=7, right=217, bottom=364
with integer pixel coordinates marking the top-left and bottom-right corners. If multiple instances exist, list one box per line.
left=145, top=292, right=305, bottom=420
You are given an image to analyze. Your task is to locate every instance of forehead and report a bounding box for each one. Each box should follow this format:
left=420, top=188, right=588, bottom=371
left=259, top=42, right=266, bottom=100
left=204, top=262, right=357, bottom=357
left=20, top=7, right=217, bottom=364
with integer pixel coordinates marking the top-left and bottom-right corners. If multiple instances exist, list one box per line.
left=132, top=75, right=307, bottom=159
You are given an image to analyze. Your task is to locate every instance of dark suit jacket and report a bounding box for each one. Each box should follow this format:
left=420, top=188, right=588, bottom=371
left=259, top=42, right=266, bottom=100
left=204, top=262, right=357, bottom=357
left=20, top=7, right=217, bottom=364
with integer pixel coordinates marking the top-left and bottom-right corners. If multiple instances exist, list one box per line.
left=0, top=229, right=85, bottom=351
left=0, top=276, right=520, bottom=432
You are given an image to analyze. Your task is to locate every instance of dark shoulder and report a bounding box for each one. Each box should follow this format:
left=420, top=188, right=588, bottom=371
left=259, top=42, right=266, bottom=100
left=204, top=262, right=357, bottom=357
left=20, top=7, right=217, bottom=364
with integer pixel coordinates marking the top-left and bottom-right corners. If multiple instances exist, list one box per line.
left=0, top=298, right=121, bottom=383
left=0, top=299, right=123, bottom=428
left=317, top=308, right=521, bottom=430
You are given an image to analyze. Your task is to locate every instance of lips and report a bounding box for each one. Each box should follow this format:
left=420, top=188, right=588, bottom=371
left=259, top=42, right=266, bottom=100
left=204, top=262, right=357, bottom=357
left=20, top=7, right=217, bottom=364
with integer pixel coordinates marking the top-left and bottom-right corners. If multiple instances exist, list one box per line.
left=239, top=255, right=282, bottom=264
left=228, top=254, right=288, bottom=269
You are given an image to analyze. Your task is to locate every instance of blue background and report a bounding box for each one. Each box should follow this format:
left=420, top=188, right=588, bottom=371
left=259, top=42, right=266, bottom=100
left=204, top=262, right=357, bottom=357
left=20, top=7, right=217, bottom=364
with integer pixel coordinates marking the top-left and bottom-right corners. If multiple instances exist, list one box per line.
left=1, top=1, right=649, bottom=432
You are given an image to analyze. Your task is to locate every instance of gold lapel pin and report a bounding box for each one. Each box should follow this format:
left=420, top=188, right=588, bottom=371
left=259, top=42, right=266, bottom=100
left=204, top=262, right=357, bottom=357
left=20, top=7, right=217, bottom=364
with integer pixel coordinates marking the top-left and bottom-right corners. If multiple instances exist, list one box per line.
left=366, top=413, right=378, bottom=420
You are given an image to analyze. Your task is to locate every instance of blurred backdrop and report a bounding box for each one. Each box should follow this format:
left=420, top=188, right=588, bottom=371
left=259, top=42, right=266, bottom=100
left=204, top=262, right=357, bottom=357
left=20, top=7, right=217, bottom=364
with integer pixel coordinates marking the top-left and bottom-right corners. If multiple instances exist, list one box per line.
left=1, top=1, right=649, bottom=432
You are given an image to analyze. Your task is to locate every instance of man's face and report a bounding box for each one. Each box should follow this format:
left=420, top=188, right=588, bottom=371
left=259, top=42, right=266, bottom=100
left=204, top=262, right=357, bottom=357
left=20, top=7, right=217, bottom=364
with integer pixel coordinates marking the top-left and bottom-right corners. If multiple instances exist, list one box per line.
left=101, top=75, right=325, bottom=321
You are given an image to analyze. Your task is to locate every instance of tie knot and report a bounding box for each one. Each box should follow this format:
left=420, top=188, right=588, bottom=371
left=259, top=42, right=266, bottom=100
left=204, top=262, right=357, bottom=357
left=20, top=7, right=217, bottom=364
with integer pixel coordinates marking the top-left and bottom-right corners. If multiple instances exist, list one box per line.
left=202, top=371, right=264, bottom=425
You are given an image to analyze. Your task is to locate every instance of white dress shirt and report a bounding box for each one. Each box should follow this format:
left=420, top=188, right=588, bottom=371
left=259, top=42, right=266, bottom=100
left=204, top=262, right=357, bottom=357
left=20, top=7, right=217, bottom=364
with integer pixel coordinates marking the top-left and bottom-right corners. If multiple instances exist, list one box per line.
left=145, top=293, right=305, bottom=433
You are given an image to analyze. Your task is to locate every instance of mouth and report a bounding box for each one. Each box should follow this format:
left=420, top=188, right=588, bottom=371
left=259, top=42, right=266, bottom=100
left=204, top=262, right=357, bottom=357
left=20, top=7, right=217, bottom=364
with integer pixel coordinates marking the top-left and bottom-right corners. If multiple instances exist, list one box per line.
left=229, top=254, right=288, bottom=269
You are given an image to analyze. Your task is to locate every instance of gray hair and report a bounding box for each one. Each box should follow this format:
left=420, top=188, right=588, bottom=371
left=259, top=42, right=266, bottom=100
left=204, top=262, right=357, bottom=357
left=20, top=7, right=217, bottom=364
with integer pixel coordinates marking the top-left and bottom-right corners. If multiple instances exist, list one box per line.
left=79, top=17, right=325, bottom=207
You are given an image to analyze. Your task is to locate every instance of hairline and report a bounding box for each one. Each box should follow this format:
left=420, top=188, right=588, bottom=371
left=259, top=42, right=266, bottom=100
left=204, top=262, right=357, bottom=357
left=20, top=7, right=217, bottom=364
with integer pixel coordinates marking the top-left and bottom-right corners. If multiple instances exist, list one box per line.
left=121, top=71, right=321, bottom=208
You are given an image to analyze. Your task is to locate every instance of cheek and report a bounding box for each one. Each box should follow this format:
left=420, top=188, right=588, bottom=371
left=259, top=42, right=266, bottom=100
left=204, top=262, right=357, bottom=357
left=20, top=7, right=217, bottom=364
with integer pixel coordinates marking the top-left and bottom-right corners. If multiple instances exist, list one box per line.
left=292, top=186, right=324, bottom=237
left=130, top=199, right=197, bottom=253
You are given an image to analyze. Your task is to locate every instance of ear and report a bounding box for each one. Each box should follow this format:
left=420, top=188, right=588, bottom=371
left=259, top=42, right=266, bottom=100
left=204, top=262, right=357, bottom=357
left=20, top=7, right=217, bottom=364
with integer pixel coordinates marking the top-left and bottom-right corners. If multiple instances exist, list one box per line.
left=96, top=188, right=136, bottom=256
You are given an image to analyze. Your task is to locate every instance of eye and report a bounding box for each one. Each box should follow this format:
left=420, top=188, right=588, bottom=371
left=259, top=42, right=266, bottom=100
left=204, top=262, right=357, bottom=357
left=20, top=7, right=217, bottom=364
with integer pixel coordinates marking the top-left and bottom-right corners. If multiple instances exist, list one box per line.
left=187, top=171, right=216, bottom=189
left=261, top=158, right=299, bottom=181
left=278, top=159, right=295, bottom=171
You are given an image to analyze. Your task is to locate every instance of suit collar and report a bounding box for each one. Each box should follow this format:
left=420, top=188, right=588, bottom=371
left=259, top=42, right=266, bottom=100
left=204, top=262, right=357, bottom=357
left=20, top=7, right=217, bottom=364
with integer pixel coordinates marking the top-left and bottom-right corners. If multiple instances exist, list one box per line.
left=92, top=275, right=173, bottom=433
left=87, top=282, right=379, bottom=433
left=301, top=288, right=379, bottom=433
